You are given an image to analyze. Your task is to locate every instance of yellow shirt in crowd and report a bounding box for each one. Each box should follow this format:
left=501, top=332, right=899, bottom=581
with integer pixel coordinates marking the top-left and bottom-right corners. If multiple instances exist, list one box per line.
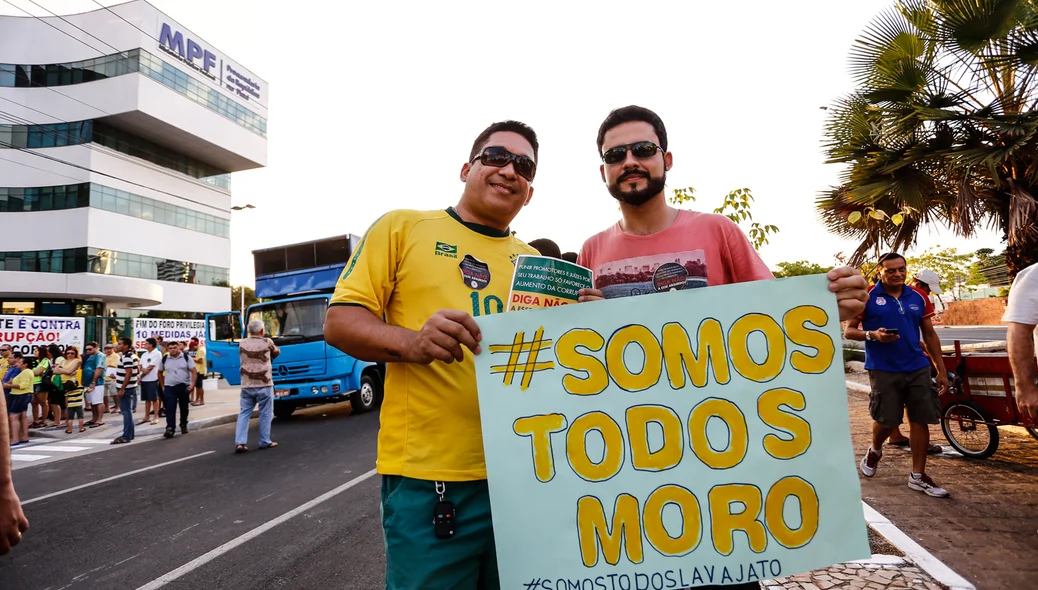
left=11, top=368, right=33, bottom=395
left=331, top=208, right=537, bottom=481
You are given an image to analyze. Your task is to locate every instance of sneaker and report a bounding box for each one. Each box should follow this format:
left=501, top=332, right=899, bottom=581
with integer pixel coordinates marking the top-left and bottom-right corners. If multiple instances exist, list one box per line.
left=860, top=447, right=881, bottom=477
left=180, top=425, right=188, bottom=435
left=163, top=427, right=174, bottom=439
left=908, top=473, right=949, bottom=497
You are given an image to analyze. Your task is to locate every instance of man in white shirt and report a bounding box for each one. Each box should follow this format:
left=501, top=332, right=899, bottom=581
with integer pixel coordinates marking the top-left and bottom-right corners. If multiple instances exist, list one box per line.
left=138, top=338, right=163, bottom=426
left=1003, top=262, right=1038, bottom=422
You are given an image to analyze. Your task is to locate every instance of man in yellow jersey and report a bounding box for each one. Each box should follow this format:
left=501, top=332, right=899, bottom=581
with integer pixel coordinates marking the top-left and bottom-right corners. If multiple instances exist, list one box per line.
left=325, top=120, right=541, bottom=589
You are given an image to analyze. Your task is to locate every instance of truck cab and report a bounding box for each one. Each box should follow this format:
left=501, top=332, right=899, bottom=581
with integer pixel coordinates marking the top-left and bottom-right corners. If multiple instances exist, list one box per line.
left=206, top=235, right=384, bottom=420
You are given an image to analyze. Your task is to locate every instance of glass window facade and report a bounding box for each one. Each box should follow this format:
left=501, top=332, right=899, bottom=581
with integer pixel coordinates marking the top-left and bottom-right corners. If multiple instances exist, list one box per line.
left=88, top=185, right=230, bottom=237
left=0, top=120, right=231, bottom=189
left=0, top=183, right=229, bottom=238
left=0, top=247, right=229, bottom=286
left=0, top=183, right=91, bottom=212
left=91, top=121, right=232, bottom=189
left=0, top=49, right=266, bottom=137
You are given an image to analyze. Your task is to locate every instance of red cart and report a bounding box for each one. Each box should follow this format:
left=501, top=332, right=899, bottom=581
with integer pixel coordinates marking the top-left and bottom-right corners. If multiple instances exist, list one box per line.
left=940, top=341, right=1038, bottom=459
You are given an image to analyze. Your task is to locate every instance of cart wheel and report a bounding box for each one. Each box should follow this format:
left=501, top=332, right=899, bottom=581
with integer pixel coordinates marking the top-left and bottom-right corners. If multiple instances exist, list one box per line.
left=941, top=402, right=999, bottom=459
left=1026, top=426, right=1038, bottom=443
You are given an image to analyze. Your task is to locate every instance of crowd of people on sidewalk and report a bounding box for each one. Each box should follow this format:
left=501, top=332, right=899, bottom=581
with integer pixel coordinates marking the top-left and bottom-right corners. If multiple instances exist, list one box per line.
left=0, top=336, right=207, bottom=446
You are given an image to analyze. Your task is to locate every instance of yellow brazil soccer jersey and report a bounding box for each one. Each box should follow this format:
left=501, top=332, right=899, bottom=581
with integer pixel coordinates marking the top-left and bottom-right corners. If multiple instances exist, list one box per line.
left=330, top=207, right=537, bottom=481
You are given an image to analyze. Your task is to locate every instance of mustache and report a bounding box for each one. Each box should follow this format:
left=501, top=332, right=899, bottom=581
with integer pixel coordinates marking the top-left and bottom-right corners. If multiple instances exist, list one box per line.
left=619, top=170, right=648, bottom=182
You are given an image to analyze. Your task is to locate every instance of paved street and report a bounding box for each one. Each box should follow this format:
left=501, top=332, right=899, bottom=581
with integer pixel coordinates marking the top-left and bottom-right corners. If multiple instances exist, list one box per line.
left=932, top=326, right=1008, bottom=345
left=3, top=402, right=386, bottom=590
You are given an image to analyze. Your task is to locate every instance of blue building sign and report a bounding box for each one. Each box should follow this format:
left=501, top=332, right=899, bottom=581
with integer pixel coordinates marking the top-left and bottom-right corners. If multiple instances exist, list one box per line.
left=156, top=21, right=266, bottom=108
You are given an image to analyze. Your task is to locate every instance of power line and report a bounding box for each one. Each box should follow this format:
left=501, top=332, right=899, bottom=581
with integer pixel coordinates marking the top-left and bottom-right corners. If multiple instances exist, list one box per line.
left=21, top=0, right=121, bottom=54
left=0, top=138, right=228, bottom=214
left=90, top=0, right=159, bottom=45
left=0, top=95, right=59, bottom=122
left=0, top=1, right=238, bottom=215
left=0, top=108, right=232, bottom=187
left=0, top=0, right=112, bottom=58
left=0, top=153, right=84, bottom=183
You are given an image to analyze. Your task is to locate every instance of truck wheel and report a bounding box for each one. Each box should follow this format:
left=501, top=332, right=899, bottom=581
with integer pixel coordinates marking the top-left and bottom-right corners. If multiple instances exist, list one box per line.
left=273, top=402, right=296, bottom=421
left=351, top=373, right=382, bottom=414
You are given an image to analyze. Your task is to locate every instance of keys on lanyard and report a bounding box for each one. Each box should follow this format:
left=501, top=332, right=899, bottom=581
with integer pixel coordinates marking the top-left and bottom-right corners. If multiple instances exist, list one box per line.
left=433, top=481, right=456, bottom=539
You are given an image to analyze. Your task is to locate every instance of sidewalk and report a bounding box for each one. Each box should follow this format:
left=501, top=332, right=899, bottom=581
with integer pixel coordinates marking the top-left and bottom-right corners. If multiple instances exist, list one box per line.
left=764, top=556, right=946, bottom=590
left=30, top=382, right=247, bottom=441
left=844, top=374, right=1037, bottom=590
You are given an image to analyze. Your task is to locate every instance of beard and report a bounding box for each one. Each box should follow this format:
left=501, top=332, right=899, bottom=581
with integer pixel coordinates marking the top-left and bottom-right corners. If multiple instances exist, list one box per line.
left=607, top=170, right=666, bottom=206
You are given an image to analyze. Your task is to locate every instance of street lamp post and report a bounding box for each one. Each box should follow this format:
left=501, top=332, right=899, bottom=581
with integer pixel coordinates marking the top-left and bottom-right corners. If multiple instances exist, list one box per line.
left=231, top=204, right=258, bottom=316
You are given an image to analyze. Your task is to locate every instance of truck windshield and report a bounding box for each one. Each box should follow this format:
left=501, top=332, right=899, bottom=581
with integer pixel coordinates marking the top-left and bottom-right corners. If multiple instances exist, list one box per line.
left=248, top=298, right=327, bottom=345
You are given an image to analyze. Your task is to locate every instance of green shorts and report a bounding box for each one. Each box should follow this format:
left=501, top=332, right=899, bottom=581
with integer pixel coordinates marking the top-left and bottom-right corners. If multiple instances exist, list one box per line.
left=381, top=475, right=498, bottom=590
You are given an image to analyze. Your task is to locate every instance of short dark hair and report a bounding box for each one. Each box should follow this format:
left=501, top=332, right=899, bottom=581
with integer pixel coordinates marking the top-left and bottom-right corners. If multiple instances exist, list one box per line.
left=86, top=341, right=98, bottom=349
left=469, top=120, right=539, bottom=163
left=11, top=351, right=23, bottom=361
left=119, top=337, right=133, bottom=348
left=146, top=337, right=157, bottom=348
left=561, top=251, right=578, bottom=264
left=878, top=252, right=906, bottom=265
left=528, top=238, right=562, bottom=260
left=597, top=105, right=668, bottom=156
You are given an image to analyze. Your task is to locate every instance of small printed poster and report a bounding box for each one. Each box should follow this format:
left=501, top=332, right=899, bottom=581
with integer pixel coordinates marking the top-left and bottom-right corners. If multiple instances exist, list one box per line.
left=507, top=256, right=594, bottom=312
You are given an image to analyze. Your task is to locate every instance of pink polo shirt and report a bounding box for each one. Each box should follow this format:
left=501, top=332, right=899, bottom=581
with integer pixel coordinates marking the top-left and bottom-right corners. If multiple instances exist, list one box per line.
left=577, top=209, right=774, bottom=299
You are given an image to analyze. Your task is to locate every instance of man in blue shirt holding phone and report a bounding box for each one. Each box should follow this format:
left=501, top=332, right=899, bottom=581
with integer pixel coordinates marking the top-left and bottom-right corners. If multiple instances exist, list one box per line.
left=845, top=252, right=950, bottom=498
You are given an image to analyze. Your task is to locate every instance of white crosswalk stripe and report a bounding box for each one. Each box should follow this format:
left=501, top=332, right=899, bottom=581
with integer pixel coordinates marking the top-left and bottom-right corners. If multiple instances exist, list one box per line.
left=9, top=454, right=49, bottom=462
left=11, top=439, right=125, bottom=464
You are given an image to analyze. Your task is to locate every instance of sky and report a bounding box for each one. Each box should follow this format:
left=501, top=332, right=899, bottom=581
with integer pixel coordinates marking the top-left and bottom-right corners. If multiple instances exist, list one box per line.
left=5, top=0, right=1006, bottom=286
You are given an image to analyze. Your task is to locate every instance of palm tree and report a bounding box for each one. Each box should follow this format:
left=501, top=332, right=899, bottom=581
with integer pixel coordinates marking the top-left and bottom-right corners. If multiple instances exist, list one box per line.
left=818, top=0, right=1038, bottom=275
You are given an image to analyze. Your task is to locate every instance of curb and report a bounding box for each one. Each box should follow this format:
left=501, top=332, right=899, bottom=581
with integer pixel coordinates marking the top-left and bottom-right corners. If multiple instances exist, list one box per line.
left=29, top=410, right=249, bottom=440
left=862, top=502, right=976, bottom=590
left=846, top=380, right=871, bottom=394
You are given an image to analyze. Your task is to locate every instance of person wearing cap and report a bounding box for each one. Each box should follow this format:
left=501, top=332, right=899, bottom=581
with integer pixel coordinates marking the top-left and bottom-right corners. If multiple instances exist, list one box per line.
left=103, top=344, right=120, bottom=414
left=913, top=268, right=945, bottom=312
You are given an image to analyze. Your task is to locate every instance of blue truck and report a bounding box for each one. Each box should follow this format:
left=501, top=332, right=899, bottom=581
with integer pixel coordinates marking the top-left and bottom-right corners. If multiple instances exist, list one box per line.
left=205, top=234, right=384, bottom=420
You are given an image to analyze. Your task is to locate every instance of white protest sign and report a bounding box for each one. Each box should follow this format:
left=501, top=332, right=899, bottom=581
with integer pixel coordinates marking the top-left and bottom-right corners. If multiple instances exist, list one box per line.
left=0, top=315, right=84, bottom=355
left=132, top=318, right=205, bottom=350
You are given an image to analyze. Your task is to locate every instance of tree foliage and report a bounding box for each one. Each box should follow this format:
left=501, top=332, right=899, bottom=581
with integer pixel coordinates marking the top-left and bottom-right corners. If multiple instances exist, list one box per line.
left=773, top=260, right=836, bottom=278
left=231, top=286, right=260, bottom=312
left=818, top=0, right=1038, bottom=275
left=670, top=187, right=779, bottom=251
left=904, top=245, right=973, bottom=292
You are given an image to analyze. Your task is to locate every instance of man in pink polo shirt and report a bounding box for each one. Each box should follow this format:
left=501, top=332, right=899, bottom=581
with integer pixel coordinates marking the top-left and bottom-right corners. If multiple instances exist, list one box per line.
left=577, top=105, right=868, bottom=320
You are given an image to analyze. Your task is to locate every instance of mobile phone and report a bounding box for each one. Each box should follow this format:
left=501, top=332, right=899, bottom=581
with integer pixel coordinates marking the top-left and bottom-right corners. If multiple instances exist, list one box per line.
left=886, top=329, right=899, bottom=336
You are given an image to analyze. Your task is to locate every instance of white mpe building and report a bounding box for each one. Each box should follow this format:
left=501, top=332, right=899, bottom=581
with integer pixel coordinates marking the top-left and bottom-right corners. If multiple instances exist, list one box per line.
left=0, top=0, right=267, bottom=316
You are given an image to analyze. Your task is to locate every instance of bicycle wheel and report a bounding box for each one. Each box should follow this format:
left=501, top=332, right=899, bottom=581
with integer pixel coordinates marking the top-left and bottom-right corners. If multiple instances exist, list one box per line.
left=941, top=402, right=999, bottom=459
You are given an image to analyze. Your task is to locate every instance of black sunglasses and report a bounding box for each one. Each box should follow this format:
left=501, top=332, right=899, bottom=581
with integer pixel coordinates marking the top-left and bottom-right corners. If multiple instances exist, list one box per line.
left=602, top=141, right=664, bottom=165
left=471, top=146, right=536, bottom=182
